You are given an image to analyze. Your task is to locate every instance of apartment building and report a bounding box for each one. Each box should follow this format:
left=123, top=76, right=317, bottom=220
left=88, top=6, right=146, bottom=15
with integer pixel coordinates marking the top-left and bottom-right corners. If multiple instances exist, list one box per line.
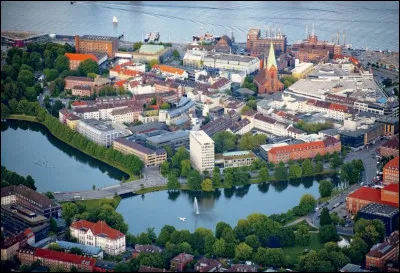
left=190, top=130, right=215, bottom=173
left=109, top=106, right=142, bottom=123
left=383, top=156, right=399, bottom=185
left=74, top=107, right=100, bottom=120
left=1, top=229, right=34, bottom=261
left=153, top=65, right=188, bottom=80
left=64, top=76, right=95, bottom=90
left=76, top=119, right=121, bottom=147
left=366, top=242, right=399, bottom=271
left=64, top=53, right=99, bottom=70
left=70, top=220, right=126, bottom=256
left=113, top=138, right=166, bottom=167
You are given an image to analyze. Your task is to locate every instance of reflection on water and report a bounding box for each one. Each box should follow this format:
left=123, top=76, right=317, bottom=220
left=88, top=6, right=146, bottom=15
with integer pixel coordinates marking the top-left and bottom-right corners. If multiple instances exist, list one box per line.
left=117, top=175, right=337, bottom=234
left=1, top=120, right=128, bottom=192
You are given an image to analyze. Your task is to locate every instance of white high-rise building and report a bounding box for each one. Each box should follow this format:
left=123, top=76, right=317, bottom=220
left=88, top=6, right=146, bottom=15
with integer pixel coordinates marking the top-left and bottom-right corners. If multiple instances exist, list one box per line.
left=190, top=130, right=215, bottom=173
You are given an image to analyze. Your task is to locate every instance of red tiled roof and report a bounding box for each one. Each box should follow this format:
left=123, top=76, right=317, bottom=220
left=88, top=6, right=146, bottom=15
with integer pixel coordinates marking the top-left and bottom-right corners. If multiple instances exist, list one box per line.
left=172, top=253, right=194, bottom=263
left=70, top=220, right=125, bottom=240
left=347, top=187, right=398, bottom=207
left=329, top=103, right=348, bottom=112
left=383, top=183, right=399, bottom=193
left=115, top=80, right=128, bottom=87
left=153, top=65, right=186, bottom=76
left=35, top=248, right=96, bottom=267
left=269, top=140, right=325, bottom=155
left=65, top=53, right=98, bottom=62
left=72, top=101, right=88, bottom=107
left=384, top=156, right=399, bottom=171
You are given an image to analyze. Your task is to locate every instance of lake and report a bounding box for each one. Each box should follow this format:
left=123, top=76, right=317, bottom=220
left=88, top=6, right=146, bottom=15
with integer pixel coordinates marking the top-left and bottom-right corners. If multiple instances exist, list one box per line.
left=1, top=1, right=398, bottom=51
left=1, top=120, right=128, bottom=192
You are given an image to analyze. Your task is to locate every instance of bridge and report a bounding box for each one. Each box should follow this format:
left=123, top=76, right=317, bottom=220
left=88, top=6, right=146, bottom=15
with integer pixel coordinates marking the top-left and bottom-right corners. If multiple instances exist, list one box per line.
left=53, top=167, right=167, bottom=202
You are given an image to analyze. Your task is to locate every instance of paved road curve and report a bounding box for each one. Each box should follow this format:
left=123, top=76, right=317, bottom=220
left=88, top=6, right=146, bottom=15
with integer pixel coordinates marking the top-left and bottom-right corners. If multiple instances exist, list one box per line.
left=53, top=166, right=167, bottom=202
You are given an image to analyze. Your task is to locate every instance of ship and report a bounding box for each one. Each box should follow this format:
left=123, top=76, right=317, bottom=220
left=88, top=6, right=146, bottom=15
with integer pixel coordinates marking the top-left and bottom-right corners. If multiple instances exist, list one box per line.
left=144, top=33, right=150, bottom=42
left=70, top=1, right=76, bottom=4
left=113, top=16, right=118, bottom=24
left=192, top=32, right=220, bottom=43
left=148, top=32, right=160, bottom=42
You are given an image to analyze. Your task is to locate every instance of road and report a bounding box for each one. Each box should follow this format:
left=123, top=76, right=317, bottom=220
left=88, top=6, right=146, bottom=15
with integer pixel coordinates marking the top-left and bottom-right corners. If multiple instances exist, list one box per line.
left=53, top=166, right=167, bottom=202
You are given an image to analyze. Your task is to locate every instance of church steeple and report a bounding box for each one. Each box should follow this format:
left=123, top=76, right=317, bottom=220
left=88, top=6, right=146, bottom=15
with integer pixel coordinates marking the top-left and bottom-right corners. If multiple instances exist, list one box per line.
left=267, top=41, right=277, bottom=70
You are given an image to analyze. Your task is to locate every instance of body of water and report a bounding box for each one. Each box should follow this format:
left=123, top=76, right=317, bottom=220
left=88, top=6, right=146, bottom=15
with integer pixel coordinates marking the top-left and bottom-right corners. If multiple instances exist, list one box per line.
left=1, top=120, right=128, bottom=192
left=117, top=179, right=321, bottom=234
left=1, top=1, right=399, bottom=51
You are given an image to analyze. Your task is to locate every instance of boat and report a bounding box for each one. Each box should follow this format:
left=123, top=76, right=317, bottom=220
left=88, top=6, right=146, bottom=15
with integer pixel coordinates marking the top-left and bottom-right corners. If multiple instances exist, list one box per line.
left=178, top=217, right=186, bottom=222
left=113, top=16, right=118, bottom=24
left=148, top=32, right=160, bottom=43
left=70, top=1, right=76, bottom=4
left=144, top=33, right=150, bottom=42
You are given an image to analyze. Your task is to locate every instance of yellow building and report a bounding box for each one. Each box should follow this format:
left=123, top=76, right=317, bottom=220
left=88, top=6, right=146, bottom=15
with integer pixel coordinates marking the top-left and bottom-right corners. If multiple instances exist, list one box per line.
left=113, top=138, right=166, bottom=167
left=291, top=62, right=314, bottom=79
left=66, top=116, right=81, bottom=131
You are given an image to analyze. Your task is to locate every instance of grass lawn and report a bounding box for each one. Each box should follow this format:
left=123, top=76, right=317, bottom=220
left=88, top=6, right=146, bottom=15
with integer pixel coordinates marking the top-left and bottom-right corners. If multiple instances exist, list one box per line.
left=290, top=220, right=318, bottom=231
left=61, top=196, right=122, bottom=212
left=135, top=185, right=168, bottom=195
left=7, top=114, right=40, bottom=123
left=283, top=233, right=323, bottom=265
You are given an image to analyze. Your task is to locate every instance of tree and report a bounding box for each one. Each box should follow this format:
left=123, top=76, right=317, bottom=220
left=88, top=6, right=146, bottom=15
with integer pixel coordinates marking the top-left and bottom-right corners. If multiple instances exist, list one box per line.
left=44, top=68, right=59, bottom=82
left=302, top=159, right=314, bottom=177
left=296, top=225, right=310, bottom=246
left=133, top=42, right=143, bottom=51
left=48, top=243, right=63, bottom=252
left=137, top=232, right=152, bottom=245
left=87, top=72, right=98, bottom=79
left=180, top=159, right=191, bottom=178
left=245, top=234, right=260, bottom=249
left=17, top=69, right=35, bottom=87
left=330, top=152, right=343, bottom=169
left=62, top=203, right=78, bottom=225
left=223, top=170, right=233, bottom=188
left=212, top=131, right=238, bottom=153
left=319, top=224, right=338, bottom=243
left=319, top=180, right=333, bottom=198
left=280, top=75, right=298, bottom=88
left=50, top=217, right=58, bottom=233
left=78, top=59, right=99, bottom=76
left=201, top=178, right=214, bottom=192
left=212, top=167, right=221, bottom=188
left=240, top=105, right=253, bottom=115
left=167, top=174, right=180, bottom=191
left=235, top=242, right=253, bottom=261
left=160, top=161, right=170, bottom=177
left=149, top=59, right=159, bottom=69
left=259, top=167, right=269, bottom=182
left=69, top=247, right=83, bottom=256
left=171, top=147, right=189, bottom=170
left=157, top=225, right=175, bottom=246
left=315, top=161, right=324, bottom=174
left=172, top=49, right=180, bottom=58
left=216, top=222, right=232, bottom=239
left=212, top=238, right=227, bottom=257
left=187, top=170, right=202, bottom=191
left=274, top=165, right=288, bottom=181
left=289, top=164, right=302, bottom=179
left=354, top=218, right=385, bottom=247
left=54, top=55, right=69, bottom=73
left=160, top=102, right=170, bottom=109
left=277, top=227, right=295, bottom=247
left=298, top=194, right=316, bottom=216
left=319, top=208, right=332, bottom=226
left=345, top=237, right=369, bottom=264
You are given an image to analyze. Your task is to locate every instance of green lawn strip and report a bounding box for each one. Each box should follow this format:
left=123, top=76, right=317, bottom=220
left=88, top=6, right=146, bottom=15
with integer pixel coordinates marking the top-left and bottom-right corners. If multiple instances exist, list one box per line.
left=61, top=196, right=122, bottom=212
left=6, top=115, right=137, bottom=182
left=283, top=233, right=323, bottom=265
left=135, top=185, right=168, bottom=195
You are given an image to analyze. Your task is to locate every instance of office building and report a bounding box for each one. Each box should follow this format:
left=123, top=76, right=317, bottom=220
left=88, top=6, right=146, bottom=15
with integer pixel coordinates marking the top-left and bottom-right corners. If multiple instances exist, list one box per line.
left=76, top=119, right=121, bottom=147
left=70, top=220, right=126, bottom=256
left=146, top=130, right=190, bottom=151
left=246, top=28, right=287, bottom=55
left=74, top=35, right=119, bottom=58
left=215, top=151, right=257, bottom=169
left=113, top=138, right=166, bottom=167
left=383, top=156, right=399, bottom=185
left=358, top=203, right=399, bottom=235
left=190, top=130, right=215, bottom=173
left=64, top=53, right=99, bottom=70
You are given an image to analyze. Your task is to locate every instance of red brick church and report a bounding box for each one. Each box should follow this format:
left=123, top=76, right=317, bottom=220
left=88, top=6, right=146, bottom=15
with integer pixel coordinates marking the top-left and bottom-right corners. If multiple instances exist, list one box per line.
left=254, top=42, right=284, bottom=94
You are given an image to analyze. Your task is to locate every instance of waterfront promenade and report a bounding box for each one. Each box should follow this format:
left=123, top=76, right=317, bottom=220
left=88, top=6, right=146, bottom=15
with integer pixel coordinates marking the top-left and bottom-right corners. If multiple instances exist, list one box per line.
left=53, top=166, right=166, bottom=202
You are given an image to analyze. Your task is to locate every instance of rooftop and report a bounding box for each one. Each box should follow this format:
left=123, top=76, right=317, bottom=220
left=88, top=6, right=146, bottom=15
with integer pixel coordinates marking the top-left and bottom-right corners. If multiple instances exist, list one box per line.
left=383, top=156, right=399, bottom=171
left=78, top=119, right=117, bottom=132
left=65, top=76, right=94, bottom=82
left=70, top=220, right=125, bottom=240
left=216, top=150, right=257, bottom=161
left=34, top=248, right=97, bottom=267
left=139, top=45, right=165, bottom=54
left=171, top=253, right=194, bottom=263
left=204, top=53, right=259, bottom=64
left=153, top=65, right=186, bottom=76
left=383, top=183, right=399, bottom=193
left=114, top=138, right=161, bottom=155
left=358, top=202, right=399, bottom=218
left=65, top=53, right=98, bottom=62
left=80, top=35, right=118, bottom=42
left=366, top=242, right=396, bottom=258
left=147, top=130, right=189, bottom=144
left=347, top=187, right=398, bottom=207
left=190, top=130, right=214, bottom=145
left=269, top=140, right=326, bottom=155
left=56, top=240, right=102, bottom=255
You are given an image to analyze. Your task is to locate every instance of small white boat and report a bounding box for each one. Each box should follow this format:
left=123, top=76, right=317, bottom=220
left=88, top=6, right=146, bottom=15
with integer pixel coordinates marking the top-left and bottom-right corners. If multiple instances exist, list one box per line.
left=178, top=217, right=186, bottom=222
left=113, top=16, right=118, bottom=24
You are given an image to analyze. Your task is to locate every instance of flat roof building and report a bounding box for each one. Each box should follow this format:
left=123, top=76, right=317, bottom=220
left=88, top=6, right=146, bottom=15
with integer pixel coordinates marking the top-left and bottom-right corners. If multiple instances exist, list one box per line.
left=75, top=35, right=119, bottom=58
left=215, top=151, right=257, bottom=169
left=190, top=130, right=215, bottom=173
left=146, top=130, right=190, bottom=151
left=55, top=240, right=103, bottom=259
left=358, top=203, right=399, bottom=236
left=76, top=119, right=121, bottom=147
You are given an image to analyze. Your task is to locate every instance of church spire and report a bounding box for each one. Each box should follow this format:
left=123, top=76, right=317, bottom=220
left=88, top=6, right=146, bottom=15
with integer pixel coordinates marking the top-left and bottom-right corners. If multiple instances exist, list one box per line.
left=267, top=41, right=277, bottom=70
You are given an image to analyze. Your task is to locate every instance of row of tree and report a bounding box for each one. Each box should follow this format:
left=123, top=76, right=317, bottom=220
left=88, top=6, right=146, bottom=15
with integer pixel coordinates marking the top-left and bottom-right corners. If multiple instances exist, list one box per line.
left=1, top=165, right=36, bottom=190
left=212, top=131, right=267, bottom=153
left=293, top=120, right=334, bottom=134
left=2, top=99, right=144, bottom=177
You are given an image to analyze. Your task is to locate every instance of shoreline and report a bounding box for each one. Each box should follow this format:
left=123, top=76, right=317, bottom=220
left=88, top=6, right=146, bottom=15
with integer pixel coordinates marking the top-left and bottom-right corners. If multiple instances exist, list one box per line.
left=5, top=115, right=135, bottom=181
